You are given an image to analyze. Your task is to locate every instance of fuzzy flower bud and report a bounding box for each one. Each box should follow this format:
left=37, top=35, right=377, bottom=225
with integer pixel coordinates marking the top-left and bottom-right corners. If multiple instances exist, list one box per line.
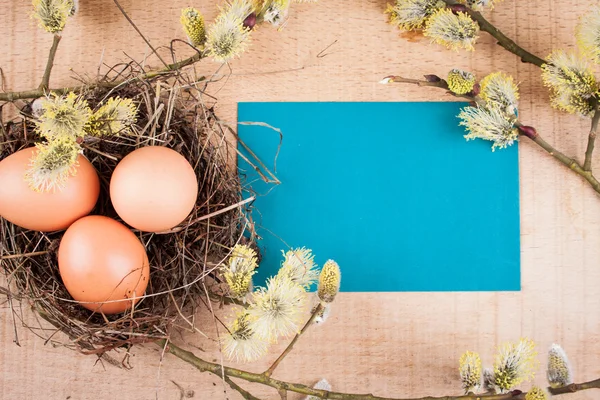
left=221, top=244, right=258, bottom=299
left=226, top=0, right=255, bottom=20
left=447, top=69, right=476, bottom=95
left=482, top=368, right=497, bottom=393
left=66, top=0, right=77, bottom=15
left=32, top=0, right=72, bottom=33
left=317, top=260, right=341, bottom=304
left=181, top=7, right=207, bottom=48
left=551, top=90, right=595, bottom=117
left=458, top=106, right=518, bottom=151
left=277, top=247, right=319, bottom=290
left=459, top=351, right=482, bottom=393
left=25, top=138, right=81, bottom=192
left=541, top=50, right=598, bottom=116
left=547, top=344, right=573, bottom=388
left=576, top=7, right=600, bottom=64
left=542, top=50, right=598, bottom=99
left=206, top=4, right=251, bottom=62
left=87, top=97, right=137, bottom=136
left=261, top=0, right=291, bottom=26
left=37, top=92, right=91, bottom=141
left=493, top=338, right=538, bottom=392
left=480, top=72, right=519, bottom=115
left=313, top=302, right=331, bottom=325
left=248, top=275, right=307, bottom=341
left=385, top=0, right=445, bottom=31
left=223, top=312, right=269, bottom=362
left=458, top=0, right=502, bottom=11
left=525, top=387, right=548, bottom=400
left=424, top=8, right=479, bottom=51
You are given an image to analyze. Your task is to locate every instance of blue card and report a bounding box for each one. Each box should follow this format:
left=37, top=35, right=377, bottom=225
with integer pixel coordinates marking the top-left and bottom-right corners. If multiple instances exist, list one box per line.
left=237, top=102, right=520, bottom=292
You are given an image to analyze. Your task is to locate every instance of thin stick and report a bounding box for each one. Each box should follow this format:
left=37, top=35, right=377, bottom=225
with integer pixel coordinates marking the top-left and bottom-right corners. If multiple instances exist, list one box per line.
left=0, top=251, right=49, bottom=260
left=39, top=34, right=62, bottom=91
left=519, top=126, right=600, bottom=194
left=264, top=303, right=324, bottom=377
left=157, top=196, right=255, bottom=234
left=383, top=76, right=475, bottom=102
left=0, top=49, right=204, bottom=102
left=442, top=0, right=546, bottom=67
left=156, top=338, right=600, bottom=400
left=583, top=106, right=600, bottom=171
left=550, top=378, right=600, bottom=395
left=222, top=376, right=261, bottom=400
left=112, top=0, right=168, bottom=68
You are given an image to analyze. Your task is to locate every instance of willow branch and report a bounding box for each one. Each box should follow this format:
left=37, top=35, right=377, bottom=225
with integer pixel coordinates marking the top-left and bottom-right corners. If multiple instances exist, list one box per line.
left=442, top=0, right=545, bottom=67
left=156, top=338, right=598, bottom=400
left=0, top=51, right=205, bottom=102
left=583, top=105, right=600, bottom=171
left=382, top=76, right=475, bottom=102
left=40, top=34, right=61, bottom=91
left=278, top=388, right=288, bottom=399
left=222, top=375, right=261, bottom=400
left=388, top=76, right=600, bottom=196
left=265, top=303, right=324, bottom=377
left=549, top=378, right=600, bottom=395
left=518, top=125, right=600, bottom=194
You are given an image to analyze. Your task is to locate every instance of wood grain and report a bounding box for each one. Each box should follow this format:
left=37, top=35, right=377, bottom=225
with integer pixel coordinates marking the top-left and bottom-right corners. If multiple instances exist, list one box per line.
left=1, top=1, right=599, bottom=399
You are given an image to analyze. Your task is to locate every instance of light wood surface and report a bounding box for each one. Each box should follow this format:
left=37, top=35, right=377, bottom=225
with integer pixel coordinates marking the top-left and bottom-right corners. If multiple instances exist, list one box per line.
left=1, top=1, right=600, bottom=399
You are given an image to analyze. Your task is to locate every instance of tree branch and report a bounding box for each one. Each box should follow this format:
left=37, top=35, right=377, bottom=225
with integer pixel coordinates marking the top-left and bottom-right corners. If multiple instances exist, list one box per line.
left=442, top=0, right=546, bottom=67
left=518, top=124, right=600, bottom=195
left=222, top=375, right=261, bottom=400
left=39, top=34, right=61, bottom=91
left=549, top=378, right=600, bottom=395
left=265, top=303, right=324, bottom=377
left=382, top=75, right=480, bottom=104
left=583, top=105, right=600, bottom=171
left=156, top=338, right=598, bottom=400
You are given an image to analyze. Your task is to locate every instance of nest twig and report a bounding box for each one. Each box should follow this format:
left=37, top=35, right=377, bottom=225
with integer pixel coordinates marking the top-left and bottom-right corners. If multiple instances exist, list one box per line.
left=0, top=68, right=255, bottom=357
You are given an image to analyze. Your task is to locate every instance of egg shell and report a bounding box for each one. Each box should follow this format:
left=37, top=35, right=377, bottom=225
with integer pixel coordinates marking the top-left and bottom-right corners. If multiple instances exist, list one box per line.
left=58, top=215, right=150, bottom=315
left=110, top=146, right=198, bottom=232
left=0, top=147, right=100, bottom=232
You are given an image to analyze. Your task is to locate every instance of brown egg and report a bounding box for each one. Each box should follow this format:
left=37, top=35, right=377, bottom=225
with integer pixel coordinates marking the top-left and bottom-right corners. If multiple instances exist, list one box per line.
left=110, top=146, right=198, bottom=232
left=58, top=216, right=150, bottom=314
left=0, top=147, right=100, bottom=232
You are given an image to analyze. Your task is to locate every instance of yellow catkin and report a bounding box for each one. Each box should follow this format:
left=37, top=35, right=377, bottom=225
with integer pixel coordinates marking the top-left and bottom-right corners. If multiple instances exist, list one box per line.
left=180, top=7, right=206, bottom=47
left=424, top=8, right=479, bottom=51
left=525, top=387, right=548, bottom=400
left=317, top=260, right=341, bottom=303
left=447, top=69, right=475, bottom=95
left=459, top=351, right=482, bottom=393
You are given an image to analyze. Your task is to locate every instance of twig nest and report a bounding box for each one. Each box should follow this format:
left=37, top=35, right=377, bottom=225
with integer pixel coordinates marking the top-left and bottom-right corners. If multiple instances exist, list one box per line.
left=0, top=75, right=251, bottom=354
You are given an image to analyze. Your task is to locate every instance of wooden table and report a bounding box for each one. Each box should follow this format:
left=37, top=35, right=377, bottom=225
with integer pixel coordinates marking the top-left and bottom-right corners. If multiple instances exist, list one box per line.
left=1, top=1, right=599, bottom=399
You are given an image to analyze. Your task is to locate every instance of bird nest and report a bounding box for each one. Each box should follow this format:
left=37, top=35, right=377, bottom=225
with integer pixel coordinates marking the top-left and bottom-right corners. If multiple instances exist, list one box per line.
left=0, top=72, right=255, bottom=361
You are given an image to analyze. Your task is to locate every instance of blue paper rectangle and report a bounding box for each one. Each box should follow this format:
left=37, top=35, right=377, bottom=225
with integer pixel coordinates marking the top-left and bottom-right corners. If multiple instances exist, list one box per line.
left=237, top=102, right=520, bottom=292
